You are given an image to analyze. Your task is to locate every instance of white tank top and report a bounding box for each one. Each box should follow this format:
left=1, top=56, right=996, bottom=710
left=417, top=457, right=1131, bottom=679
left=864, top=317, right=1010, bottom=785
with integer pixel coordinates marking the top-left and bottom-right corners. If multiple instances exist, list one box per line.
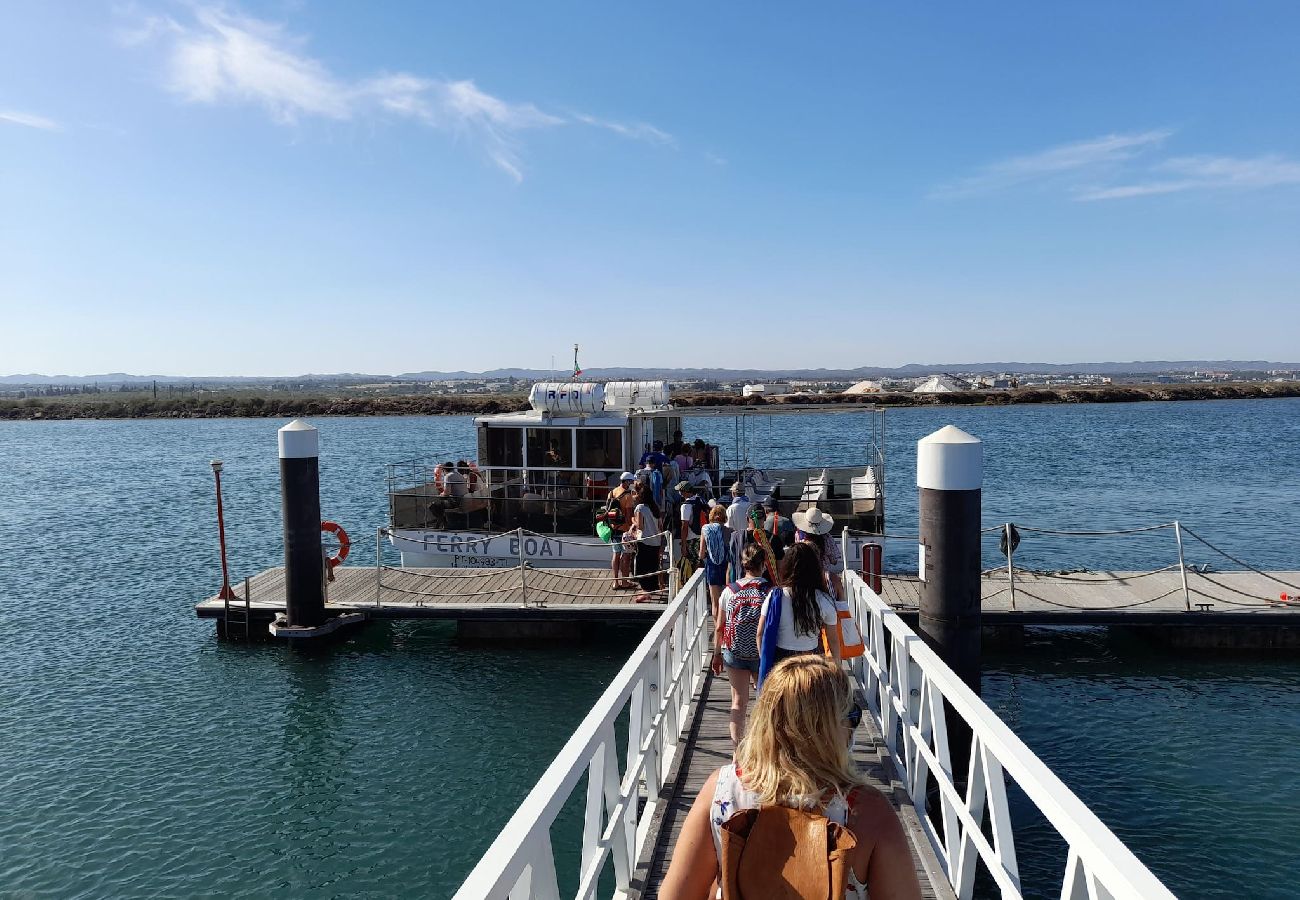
left=708, top=764, right=869, bottom=898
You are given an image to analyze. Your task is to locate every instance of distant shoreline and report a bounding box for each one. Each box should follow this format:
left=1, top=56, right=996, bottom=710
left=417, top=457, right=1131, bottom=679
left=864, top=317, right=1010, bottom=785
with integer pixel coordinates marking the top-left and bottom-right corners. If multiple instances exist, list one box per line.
left=2, top=381, right=1298, bottom=420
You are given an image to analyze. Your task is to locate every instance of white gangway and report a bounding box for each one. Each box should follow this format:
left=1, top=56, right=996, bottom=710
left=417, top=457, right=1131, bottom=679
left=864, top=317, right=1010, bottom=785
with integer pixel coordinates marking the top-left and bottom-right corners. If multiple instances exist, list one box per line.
left=453, top=569, right=1176, bottom=900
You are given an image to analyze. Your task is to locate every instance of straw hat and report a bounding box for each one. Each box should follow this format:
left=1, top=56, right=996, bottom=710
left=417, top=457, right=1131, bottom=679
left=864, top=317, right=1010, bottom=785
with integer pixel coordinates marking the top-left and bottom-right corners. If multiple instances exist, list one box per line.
left=792, top=507, right=835, bottom=535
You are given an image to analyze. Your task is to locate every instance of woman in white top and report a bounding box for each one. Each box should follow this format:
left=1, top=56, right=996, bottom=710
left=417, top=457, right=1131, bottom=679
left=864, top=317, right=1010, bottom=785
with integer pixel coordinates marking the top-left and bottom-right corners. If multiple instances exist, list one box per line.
left=630, top=481, right=663, bottom=603
left=660, top=655, right=922, bottom=899
left=759, top=541, right=841, bottom=666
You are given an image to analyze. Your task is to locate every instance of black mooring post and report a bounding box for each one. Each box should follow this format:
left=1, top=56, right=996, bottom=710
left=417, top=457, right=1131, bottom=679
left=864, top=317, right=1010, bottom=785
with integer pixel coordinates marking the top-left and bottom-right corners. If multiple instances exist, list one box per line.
left=279, top=419, right=325, bottom=628
left=917, top=425, right=983, bottom=782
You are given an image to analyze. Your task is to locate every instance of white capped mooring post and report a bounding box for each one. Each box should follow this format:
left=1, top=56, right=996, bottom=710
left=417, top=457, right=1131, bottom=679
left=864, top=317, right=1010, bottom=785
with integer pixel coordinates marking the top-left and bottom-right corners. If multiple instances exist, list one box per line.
left=917, top=425, right=983, bottom=696
left=279, top=419, right=325, bottom=628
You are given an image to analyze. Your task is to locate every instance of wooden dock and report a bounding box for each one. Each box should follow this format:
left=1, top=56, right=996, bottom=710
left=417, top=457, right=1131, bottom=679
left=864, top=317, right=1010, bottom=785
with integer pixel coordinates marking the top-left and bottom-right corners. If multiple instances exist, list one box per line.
left=628, top=669, right=954, bottom=898
left=196, top=566, right=1300, bottom=628
left=876, top=569, right=1300, bottom=625
left=194, top=565, right=668, bottom=622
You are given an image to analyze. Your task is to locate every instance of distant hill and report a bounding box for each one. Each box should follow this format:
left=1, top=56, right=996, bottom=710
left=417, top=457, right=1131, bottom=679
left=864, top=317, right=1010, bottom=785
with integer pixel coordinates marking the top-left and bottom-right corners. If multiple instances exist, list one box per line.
left=4, top=360, right=1298, bottom=386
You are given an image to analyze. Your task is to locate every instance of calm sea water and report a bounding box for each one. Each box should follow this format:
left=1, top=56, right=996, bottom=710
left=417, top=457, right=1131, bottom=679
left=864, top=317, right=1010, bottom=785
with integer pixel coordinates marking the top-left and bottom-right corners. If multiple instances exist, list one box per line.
left=1, top=399, right=1298, bottom=898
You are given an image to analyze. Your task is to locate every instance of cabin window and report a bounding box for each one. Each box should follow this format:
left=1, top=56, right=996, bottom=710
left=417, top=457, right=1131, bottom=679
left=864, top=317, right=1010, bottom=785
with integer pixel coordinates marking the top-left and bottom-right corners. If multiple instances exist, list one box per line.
left=526, top=428, right=573, bottom=468
left=577, top=429, right=623, bottom=470
left=482, top=426, right=523, bottom=468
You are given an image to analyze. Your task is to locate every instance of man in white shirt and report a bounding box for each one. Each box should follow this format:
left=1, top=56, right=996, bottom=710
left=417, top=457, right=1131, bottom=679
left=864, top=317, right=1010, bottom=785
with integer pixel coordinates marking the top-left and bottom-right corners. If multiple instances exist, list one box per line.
left=723, top=482, right=752, bottom=581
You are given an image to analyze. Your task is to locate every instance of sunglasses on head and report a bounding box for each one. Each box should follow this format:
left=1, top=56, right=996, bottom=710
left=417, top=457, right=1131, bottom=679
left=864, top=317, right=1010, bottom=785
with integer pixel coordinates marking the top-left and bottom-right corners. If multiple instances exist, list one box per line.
left=845, top=704, right=862, bottom=729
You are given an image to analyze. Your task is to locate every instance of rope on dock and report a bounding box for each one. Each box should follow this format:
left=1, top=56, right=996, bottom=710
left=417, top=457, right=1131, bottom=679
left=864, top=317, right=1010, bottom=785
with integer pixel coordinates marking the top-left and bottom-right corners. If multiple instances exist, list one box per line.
left=1010, top=523, right=1177, bottom=537
left=379, top=564, right=520, bottom=580
left=1188, top=573, right=1293, bottom=607
left=377, top=581, right=525, bottom=600
left=542, top=566, right=672, bottom=582
left=1006, top=584, right=1184, bottom=611
left=1179, top=525, right=1300, bottom=592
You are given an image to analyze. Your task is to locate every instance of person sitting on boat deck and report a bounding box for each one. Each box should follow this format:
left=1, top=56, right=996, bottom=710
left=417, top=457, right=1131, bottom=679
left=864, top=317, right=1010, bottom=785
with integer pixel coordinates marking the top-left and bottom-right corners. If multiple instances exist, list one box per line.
left=427, top=461, right=467, bottom=529
left=763, top=496, right=797, bottom=562
left=606, top=471, right=639, bottom=590
left=724, top=482, right=753, bottom=581
left=666, top=429, right=686, bottom=458
left=678, top=481, right=709, bottom=565
left=699, top=504, right=733, bottom=620
left=758, top=541, right=841, bottom=669
left=630, top=481, right=664, bottom=603
left=660, top=654, right=923, bottom=900
left=794, top=507, right=844, bottom=600
left=712, top=544, right=771, bottom=749
left=686, top=460, right=713, bottom=499
left=458, top=460, right=480, bottom=493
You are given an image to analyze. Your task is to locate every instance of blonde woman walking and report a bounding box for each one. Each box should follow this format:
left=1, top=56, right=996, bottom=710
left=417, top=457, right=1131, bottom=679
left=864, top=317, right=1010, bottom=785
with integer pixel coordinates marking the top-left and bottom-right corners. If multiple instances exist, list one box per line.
left=661, top=655, right=922, bottom=898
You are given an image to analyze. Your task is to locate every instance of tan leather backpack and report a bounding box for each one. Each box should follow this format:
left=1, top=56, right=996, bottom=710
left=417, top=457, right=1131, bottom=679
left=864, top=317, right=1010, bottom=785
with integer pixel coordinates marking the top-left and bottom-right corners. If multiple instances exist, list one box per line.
left=718, top=791, right=861, bottom=899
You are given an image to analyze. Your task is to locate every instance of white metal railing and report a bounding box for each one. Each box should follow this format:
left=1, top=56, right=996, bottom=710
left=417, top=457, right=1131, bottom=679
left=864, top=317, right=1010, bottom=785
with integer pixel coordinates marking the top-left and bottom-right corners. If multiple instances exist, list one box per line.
left=843, top=570, right=1175, bottom=900
left=453, top=570, right=712, bottom=899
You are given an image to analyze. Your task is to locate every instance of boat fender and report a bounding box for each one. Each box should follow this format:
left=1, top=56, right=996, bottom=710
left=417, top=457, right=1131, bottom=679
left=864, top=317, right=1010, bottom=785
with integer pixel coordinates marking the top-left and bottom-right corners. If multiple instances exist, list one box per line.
left=322, top=521, right=351, bottom=569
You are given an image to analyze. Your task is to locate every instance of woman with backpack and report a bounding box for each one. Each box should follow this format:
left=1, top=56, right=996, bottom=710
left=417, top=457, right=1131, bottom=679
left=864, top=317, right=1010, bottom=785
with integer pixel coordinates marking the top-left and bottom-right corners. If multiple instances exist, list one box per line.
left=660, top=655, right=923, bottom=899
left=758, top=541, right=841, bottom=673
left=711, top=544, right=770, bottom=749
left=698, top=504, right=733, bottom=621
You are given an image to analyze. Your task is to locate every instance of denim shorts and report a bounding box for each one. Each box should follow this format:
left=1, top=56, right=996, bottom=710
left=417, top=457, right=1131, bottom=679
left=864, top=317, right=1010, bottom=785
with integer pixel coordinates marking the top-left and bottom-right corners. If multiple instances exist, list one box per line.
left=722, top=648, right=760, bottom=673
left=704, top=558, right=728, bottom=586
left=612, top=538, right=631, bottom=555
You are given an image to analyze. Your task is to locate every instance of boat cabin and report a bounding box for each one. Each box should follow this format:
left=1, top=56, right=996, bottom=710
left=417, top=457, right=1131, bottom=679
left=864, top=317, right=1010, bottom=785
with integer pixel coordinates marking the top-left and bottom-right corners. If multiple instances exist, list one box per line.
left=387, top=381, right=884, bottom=561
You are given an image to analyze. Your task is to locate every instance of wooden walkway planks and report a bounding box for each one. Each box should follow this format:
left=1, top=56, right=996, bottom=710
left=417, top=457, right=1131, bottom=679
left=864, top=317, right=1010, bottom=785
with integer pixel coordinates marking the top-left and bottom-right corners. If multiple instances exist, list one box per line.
left=194, top=566, right=671, bottom=621
left=627, top=670, right=955, bottom=899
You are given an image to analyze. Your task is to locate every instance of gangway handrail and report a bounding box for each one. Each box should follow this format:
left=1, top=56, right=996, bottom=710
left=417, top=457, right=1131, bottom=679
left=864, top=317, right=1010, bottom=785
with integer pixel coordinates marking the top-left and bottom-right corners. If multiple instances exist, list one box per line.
left=844, top=570, right=1175, bottom=900
left=453, top=570, right=711, bottom=899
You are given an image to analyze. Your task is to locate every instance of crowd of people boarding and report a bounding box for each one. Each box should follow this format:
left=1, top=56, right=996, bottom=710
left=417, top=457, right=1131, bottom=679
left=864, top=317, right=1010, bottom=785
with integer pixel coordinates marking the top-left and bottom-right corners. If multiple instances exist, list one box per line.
left=596, top=437, right=919, bottom=897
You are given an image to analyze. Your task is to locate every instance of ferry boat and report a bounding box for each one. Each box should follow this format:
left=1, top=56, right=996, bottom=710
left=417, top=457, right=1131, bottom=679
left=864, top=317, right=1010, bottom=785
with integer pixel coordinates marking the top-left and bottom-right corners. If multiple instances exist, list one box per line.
left=385, top=381, right=885, bottom=569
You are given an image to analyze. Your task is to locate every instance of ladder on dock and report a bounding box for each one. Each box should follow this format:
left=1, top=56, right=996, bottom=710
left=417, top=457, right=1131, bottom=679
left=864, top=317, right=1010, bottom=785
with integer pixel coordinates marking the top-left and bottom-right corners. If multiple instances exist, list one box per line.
left=221, top=577, right=253, bottom=640
left=453, top=570, right=1176, bottom=900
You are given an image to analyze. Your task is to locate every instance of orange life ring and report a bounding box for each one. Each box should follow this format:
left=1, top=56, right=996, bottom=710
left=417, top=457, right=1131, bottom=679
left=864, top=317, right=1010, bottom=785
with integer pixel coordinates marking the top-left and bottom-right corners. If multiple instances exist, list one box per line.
left=321, top=520, right=350, bottom=568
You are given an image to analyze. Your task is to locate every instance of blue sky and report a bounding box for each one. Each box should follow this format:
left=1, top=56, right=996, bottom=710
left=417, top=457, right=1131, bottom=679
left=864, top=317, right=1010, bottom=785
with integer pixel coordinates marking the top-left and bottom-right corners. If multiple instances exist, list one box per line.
left=2, top=1, right=1299, bottom=375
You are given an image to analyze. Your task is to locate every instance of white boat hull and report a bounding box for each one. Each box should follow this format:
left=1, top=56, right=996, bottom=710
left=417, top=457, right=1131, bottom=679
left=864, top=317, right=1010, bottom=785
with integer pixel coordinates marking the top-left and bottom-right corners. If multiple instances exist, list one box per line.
left=389, top=529, right=612, bottom=568
left=390, top=528, right=884, bottom=571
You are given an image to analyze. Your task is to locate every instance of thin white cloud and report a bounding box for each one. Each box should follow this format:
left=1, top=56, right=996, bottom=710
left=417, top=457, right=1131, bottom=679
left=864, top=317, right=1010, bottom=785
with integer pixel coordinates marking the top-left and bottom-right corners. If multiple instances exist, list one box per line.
left=121, top=4, right=671, bottom=181
left=931, top=130, right=1172, bottom=199
left=704, top=151, right=727, bottom=167
left=572, top=113, right=675, bottom=146
left=1077, top=154, right=1300, bottom=201
left=0, top=109, right=60, bottom=131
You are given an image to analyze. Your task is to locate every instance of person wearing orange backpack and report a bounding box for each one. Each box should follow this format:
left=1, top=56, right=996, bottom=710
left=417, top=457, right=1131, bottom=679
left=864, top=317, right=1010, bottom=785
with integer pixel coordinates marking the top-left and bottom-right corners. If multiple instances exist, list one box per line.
left=661, top=655, right=922, bottom=899
left=711, top=545, right=770, bottom=749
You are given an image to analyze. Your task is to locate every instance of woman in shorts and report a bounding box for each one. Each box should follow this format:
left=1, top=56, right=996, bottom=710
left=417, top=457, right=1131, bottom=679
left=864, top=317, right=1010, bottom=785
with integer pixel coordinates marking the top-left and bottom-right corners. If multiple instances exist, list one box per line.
left=698, top=504, right=732, bottom=621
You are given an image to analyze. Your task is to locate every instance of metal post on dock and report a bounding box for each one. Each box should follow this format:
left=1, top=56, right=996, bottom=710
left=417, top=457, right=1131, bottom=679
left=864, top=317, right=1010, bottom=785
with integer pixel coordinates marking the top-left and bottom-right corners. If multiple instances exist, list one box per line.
left=916, top=426, right=983, bottom=695
left=210, top=460, right=238, bottom=601
left=667, top=532, right=678, bottom=598
left=917, top=425, right=983, bottom=790
left=279, top=419, right=326, bottom=628
left=517, top=527, right=528, bottom=608
left=375, top=527, right=383, bottom=608
left=1005, top=523, right=1017, bottom=611
left=1174, top=520, right=1192, bottom=611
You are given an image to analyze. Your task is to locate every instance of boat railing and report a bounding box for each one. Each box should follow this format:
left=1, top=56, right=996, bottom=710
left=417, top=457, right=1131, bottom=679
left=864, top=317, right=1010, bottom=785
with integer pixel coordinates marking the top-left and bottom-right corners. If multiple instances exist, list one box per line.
left=452, top=569, right=712, bottom=899
left=843, top=569, right=1175, bottom=899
